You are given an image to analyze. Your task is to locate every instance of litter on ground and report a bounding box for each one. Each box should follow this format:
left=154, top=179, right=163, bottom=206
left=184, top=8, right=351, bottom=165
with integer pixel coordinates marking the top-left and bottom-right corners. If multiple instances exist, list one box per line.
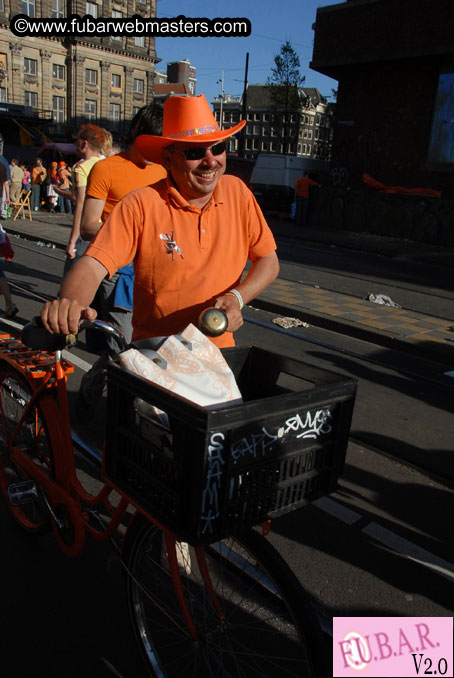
left=367, top=293, right=401, bottom=308
left=272, top=316, right=310, bottom=329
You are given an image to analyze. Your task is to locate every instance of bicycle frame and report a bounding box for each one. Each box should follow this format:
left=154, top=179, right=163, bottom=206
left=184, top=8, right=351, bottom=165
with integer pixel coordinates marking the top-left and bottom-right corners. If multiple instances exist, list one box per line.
left=0, top=328, right=222, bottom=647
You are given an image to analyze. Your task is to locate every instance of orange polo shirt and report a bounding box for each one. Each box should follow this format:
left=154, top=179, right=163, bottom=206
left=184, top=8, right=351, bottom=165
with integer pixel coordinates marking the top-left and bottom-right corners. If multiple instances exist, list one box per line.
left=294, top=176, right=317, bottom=198
left=86, top=174, right=276, bottom=347
left=86, top=151, right=167, bottom=222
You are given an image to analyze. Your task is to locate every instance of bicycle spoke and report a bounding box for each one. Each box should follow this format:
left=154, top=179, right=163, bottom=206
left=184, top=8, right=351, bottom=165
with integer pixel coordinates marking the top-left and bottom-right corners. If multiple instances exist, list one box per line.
left=125, top=524, right=317, bottom=677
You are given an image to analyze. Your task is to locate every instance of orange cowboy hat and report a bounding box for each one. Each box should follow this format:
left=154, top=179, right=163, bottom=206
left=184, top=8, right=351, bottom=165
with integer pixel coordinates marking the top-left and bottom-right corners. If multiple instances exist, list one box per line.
left=135, top=94, right=246, bottom=163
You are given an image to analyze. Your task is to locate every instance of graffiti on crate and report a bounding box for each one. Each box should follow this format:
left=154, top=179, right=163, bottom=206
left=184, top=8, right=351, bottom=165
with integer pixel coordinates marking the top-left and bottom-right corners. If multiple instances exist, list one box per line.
left=231, top=407, right=333, bottom=463
left=231, top=427, right=279, bottom=463
left=201, top=432, right=225, bottom=535
left=284, top=408, right=332, bottom=439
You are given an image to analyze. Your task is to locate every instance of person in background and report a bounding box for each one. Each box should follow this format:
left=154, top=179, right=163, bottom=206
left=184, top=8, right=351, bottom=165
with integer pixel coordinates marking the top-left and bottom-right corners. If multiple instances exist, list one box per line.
left=0, top=135, right=10, bottom=219
left=31, top=158, right=47, bottom=211
left=21, top=163, right=31, bottom=192
left=294, top=171, right=317, bottom=226
left=0, top=160, right=10, bottom=217
left=64, top=124, right=110, bottom=271
left=9, top=158, right=24, bottom=204
left=46, top=161, right=59, bottom=213
left=0, top=265, right=18, bottom=319
left=54, top=161, right=73, bottom=214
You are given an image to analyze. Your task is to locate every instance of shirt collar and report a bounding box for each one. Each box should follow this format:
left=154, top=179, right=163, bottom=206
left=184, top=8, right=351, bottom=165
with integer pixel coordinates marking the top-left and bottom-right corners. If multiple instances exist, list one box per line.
left=165, top=175, right=225, bottom=211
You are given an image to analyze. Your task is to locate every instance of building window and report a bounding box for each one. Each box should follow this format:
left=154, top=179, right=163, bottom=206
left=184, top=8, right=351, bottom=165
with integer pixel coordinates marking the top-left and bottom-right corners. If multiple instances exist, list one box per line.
left=110, top=103, right=121, bottom=129
left=307, top=144, right=311, bottom=155
left=252, top=125, right=259, bottom=135
left=85, top=69, right=98, bottom=85
left=134, top=36, right=145, bottom=47
left=0, top=0, right=4, bottom=10
left=85, top=99, right=97, bottom=120
left=24, top=58, right=37, bottom=76
left=252, top=138, right=259, bottom=150
left=0, top=87, right=6, bottom=102
left=25, top=90, right=37, bottom=107
left=86, top=1, right=97, bottom=16
left=133, top=78, right=144, bottom=94
left=111, top=10, right=122, bottom=41
left=133, top=106, right=141, bottom=116
left=21, top=0, right=35, bottom=16
left=51, top=0, right=64, bottom=17
left=111, top=73, right=121, bottom=88
left=428, top=72, right=454, bottom=164
left=188, top=81, right=194, bottom=94
left=52, top=64, right=65, bottom=80
left=52, top=95, right=65, bottom=122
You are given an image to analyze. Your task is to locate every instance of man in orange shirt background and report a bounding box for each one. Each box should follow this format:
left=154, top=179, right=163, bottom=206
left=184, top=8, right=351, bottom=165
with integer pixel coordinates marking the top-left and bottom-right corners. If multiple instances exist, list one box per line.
left=294, top=171, right=318, bottom=226
left=41, top=95, right=279, bottom=368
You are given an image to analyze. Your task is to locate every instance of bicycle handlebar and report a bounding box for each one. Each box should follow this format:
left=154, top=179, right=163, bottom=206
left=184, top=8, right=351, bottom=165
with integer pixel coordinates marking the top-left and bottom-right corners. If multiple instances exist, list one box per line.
left=20, top=316, right=129, bottom=353
left=20, top=308, right=228, bottom=352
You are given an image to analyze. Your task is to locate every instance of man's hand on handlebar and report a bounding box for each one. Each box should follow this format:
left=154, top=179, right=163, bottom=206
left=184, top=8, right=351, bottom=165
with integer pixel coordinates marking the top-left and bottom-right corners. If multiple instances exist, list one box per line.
left=214, top=295, right=243, bottom=333
left=40, top=299, right=98, bottom=336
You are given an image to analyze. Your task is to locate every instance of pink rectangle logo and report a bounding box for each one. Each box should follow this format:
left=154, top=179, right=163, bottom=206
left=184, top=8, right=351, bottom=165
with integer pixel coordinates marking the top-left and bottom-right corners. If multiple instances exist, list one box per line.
left=333, top=617, right=453, bottom=677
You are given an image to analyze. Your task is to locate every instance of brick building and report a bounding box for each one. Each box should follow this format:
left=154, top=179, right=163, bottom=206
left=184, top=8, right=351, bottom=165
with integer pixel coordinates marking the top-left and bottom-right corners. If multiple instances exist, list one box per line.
left=310, top=0, right=454, bottom=197
left=0, top=0, right=159, bottom=144
left=154, top=58, right=196, bottom=97
left=212, top=84, right=332, bottom=160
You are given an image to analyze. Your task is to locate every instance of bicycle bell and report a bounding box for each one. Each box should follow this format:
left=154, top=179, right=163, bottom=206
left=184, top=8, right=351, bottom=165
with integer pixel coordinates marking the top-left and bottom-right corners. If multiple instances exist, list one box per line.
left=198, top=307, right=228, bottom=337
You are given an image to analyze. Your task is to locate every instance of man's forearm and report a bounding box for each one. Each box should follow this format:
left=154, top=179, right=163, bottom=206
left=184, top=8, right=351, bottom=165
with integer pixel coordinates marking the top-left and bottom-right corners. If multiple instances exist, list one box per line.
left=236, top=251, right=280, bottom=304
left=80, top=218, right=102, bottom=241
left=60, top=255, right=107, bottom=307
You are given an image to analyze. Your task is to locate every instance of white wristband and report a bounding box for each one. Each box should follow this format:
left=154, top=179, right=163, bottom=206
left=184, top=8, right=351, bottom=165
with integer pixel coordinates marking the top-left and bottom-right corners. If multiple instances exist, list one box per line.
left=227, top=288, right=244, bottom=310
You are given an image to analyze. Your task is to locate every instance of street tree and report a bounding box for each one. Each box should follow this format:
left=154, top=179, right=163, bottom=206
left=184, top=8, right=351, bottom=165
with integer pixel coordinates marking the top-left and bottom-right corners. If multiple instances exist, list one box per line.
left=266, top=41, right=308, bottom=154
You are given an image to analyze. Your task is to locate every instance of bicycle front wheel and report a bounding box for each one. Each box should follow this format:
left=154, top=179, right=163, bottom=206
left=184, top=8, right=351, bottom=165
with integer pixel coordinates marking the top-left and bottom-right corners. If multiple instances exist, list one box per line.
left=125, top=522, right=322, bottom=677
left=0, top=367, right=55, bottom=533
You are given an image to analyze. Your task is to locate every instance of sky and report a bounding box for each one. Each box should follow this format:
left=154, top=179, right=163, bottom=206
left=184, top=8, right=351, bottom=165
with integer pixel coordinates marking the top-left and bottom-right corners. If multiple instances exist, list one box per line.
left=155, top=0, right=341, bottom=105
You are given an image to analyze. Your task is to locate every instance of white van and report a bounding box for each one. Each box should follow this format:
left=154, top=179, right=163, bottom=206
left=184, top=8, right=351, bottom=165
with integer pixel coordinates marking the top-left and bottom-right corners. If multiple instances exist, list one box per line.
left=250, top=154, right=328, bottom=210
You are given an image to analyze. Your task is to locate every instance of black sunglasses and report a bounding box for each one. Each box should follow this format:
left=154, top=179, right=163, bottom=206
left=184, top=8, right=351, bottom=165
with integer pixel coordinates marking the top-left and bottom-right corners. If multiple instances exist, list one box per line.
left=178, top=141, right=226, bottom=161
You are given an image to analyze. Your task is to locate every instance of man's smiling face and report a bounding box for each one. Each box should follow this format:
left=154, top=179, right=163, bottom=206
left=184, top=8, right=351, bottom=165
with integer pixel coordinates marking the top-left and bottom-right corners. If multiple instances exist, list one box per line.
left=163, top=142, right=227, bottom=207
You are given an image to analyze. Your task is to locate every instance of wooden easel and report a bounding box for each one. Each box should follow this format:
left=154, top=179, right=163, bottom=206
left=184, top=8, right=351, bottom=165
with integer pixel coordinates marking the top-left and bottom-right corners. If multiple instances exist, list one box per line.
left=11, top=189, right=32, bottom=221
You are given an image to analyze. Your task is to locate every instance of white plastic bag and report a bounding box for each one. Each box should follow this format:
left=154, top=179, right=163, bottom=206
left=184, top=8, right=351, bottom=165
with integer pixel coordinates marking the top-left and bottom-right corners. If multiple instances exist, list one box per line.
left=119, top=323, right=242, bottom=412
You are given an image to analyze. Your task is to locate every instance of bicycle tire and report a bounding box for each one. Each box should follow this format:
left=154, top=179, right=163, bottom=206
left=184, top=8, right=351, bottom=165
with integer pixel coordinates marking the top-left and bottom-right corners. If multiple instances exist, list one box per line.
left=124, top=521, right=325, bottom=677
left=0, top=367, right=55, bottom=534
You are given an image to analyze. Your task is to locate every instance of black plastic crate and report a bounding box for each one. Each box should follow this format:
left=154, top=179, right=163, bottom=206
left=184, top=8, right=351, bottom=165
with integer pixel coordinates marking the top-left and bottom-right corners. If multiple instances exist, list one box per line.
left=104, top=346, right=357, bottom=545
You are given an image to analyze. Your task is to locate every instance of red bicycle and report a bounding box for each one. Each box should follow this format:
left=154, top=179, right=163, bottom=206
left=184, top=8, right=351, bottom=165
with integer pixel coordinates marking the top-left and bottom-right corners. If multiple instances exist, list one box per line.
left=0, top=316, right=356, bottom=676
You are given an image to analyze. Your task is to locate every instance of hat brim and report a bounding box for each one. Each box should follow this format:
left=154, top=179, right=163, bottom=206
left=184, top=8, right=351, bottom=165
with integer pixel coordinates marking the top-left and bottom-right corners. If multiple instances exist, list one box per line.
left=135, top=120, right=246, bottom=163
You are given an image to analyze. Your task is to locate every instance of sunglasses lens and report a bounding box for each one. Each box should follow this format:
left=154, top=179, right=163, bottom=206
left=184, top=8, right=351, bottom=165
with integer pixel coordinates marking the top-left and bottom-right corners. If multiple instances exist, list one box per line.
left=183, top=147, right=205, bottom=160
left=183, top=141, right=226, bottom=160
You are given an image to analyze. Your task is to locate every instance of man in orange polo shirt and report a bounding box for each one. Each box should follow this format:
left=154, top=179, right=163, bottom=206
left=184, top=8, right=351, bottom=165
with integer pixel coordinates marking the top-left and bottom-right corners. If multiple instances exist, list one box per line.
left=294, top=172, right=317, bottom=226
left=41, top=94, right=279, bottom=351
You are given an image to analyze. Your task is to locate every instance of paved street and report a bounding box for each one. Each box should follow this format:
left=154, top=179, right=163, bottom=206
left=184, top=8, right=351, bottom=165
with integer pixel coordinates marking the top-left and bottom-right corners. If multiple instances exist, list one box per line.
left=0, top=213, right=452, bottom=677
left=5, top=209, right=454, bottom=365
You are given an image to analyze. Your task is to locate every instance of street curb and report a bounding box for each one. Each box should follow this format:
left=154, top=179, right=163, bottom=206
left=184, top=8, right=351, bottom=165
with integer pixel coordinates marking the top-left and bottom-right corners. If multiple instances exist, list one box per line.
left=252, top=297, right=454, bottom=368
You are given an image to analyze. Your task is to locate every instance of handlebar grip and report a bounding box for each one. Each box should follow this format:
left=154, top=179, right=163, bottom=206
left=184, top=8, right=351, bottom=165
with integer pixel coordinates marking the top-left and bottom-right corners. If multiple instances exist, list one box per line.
left=21, top=316, right=69, bottom=351
left=198, top=308, right=228, bottom=337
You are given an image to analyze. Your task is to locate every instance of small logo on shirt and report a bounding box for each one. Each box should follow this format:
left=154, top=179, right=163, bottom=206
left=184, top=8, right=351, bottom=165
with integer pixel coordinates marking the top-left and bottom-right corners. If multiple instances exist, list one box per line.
left=160, top=231, right=184, bottom=260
